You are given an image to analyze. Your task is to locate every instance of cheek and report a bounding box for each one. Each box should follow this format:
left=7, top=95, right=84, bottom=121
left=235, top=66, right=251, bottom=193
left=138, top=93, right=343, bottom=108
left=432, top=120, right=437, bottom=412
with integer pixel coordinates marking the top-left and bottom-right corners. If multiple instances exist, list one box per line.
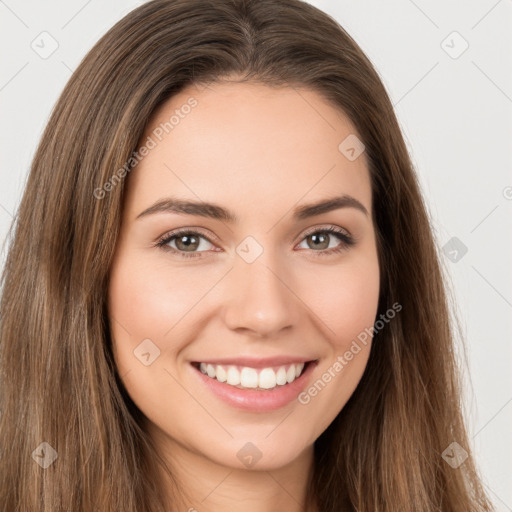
left=108, top=254, right=209, bottom=344
left=107, top=254, right=203, bottom=419
left=107, top=252, right=232, bottom=392
left=294, top=251, right=380, bottom=422
left=332, top=268, right=378, bottom=344
left=301, top=251, right=380, bottom=347
left=107, top=253, right=172, bottom=374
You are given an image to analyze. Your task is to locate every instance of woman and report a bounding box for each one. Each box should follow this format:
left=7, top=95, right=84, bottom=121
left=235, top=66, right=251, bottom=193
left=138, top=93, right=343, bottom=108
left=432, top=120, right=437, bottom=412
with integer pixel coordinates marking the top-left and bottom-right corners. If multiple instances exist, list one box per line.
left=0, top=0, right=495, bottom=510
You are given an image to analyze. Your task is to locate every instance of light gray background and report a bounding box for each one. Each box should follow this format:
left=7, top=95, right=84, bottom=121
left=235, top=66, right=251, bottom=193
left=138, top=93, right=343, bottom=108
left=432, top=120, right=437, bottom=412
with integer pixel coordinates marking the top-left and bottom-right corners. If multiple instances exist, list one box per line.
left=1, top=0, right=511, bottom=508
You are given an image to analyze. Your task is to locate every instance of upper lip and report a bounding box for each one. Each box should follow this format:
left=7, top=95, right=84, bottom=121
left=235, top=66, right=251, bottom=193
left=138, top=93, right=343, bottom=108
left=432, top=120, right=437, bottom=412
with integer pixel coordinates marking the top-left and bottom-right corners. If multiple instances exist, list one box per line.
left=191, top=356, right=318, bottom=369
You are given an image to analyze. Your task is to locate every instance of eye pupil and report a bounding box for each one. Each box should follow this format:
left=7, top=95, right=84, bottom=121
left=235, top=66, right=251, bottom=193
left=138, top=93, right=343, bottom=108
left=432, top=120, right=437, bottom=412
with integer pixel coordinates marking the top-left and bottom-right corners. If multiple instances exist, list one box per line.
left=176, top=235, right=199, bottom=251
left=308, top=233, right=329, bottom=250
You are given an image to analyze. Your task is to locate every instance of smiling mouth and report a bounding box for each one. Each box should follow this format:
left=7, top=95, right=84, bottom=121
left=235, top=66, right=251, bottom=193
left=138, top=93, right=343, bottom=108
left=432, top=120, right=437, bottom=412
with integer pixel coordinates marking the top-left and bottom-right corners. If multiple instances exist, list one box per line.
left=191, top=361, right=315, bottom=391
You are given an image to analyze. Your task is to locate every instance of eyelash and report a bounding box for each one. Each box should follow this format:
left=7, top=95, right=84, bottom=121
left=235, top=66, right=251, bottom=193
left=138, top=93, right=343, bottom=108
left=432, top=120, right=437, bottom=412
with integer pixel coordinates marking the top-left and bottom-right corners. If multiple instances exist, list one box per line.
left=155, top=225, right=356, bottom=259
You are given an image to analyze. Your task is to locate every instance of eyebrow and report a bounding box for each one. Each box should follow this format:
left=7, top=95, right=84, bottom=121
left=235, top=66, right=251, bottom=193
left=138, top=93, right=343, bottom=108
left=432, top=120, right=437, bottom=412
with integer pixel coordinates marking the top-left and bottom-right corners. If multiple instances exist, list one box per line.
left=135, top=194, right=369, bottom=223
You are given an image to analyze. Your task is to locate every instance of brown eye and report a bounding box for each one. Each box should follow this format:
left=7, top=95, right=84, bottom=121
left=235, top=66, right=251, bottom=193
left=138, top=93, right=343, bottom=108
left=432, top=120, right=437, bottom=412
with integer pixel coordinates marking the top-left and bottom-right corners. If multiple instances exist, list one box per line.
left=174, top=233, right=201, bottom=252
left=297, top=226, right=355, bottom=256
left=156, top=230, right=216, bottom=258
left=305, top=232, right=330, bottom=250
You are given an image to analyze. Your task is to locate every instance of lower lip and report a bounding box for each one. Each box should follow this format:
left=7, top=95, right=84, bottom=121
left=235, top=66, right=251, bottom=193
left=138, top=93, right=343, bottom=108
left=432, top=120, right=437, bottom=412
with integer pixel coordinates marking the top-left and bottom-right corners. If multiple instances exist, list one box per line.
left=191, top=361, right=318, bottom=412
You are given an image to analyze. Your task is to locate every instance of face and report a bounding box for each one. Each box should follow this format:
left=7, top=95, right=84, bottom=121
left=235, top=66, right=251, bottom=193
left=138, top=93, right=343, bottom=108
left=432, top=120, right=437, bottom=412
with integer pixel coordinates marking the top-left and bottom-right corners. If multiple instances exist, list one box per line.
left=107, top=80, right=380, bottom=473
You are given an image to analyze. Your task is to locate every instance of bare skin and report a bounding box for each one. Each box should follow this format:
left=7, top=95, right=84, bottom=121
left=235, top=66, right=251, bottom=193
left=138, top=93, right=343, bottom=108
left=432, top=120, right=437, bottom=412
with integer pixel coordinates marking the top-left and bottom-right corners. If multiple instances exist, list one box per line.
left=107, top=79, right=380, bottom=511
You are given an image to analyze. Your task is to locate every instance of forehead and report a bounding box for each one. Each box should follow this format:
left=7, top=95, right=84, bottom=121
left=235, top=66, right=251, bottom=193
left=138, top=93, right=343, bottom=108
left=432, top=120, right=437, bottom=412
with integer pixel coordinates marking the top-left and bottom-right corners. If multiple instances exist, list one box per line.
left=123, top=81, right=371, bottom=222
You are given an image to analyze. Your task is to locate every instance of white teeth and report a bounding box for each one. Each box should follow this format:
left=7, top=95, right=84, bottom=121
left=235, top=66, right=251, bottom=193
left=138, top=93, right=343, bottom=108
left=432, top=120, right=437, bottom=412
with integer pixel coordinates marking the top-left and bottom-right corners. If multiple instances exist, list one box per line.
left=226, top=366, right=240, bottom=386
left=258, top=368, right=277, bottom=389
left=215, top=365, right=227, bottom=382
left=276, top=367, right=287, bottom=385
left=206, top=364, right=216, bottom=378
left=286, top=365, right=295, bottom=383
left=197, top=362, right=307, bottom=390
left=240, top=367, right=258, bottom=388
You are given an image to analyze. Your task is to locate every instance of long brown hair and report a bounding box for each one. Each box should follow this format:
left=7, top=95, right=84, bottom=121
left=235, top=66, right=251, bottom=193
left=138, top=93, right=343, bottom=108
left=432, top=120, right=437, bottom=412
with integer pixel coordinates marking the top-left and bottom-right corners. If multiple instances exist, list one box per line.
left=0, top=0, right=495, bottom=510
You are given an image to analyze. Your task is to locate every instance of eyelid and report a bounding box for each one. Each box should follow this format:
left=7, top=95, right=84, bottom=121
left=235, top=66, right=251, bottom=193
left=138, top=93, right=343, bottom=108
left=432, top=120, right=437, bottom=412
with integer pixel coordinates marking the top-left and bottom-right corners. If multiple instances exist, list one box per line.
left=155, top=226, right=219, bottom=246
left=298, top=223, right=352, bottom=242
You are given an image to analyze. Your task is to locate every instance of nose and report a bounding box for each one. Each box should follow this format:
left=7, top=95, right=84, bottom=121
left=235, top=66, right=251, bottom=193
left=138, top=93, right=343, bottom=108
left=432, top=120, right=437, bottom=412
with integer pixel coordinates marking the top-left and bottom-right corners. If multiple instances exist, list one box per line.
left=222, top=250, right=301, bottom=338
